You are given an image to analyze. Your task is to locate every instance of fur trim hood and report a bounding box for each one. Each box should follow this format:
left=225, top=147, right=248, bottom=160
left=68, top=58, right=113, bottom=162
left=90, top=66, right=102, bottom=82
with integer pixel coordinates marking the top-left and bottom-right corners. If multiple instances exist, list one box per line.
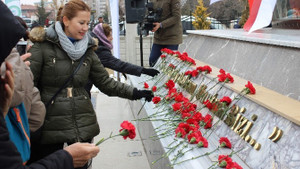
left=29, top=25, right=98, bottom=50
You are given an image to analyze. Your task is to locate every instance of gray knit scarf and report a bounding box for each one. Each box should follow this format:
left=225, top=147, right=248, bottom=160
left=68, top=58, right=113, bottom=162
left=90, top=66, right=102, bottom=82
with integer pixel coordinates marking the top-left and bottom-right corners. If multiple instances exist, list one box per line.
left=55, top=21, right=88, bottom=61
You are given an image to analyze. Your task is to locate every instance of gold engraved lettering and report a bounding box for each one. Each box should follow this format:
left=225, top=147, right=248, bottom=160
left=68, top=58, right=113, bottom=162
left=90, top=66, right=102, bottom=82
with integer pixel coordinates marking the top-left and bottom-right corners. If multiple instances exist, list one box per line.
left=240, top=107, right=246, bottom=114
left=251, top=114, right=258, bottom=121
left=200, top=92, right=208, bottom=103
left=210, top=94, right=218, bottom=103
left=250, top=139, right=256, bottom=146
left=170, top=69, right=176, bottom=76
left=196, top=85, right=207, bottom=100
left=187, top=82, right=197, bottom=94
left=240, top=121, right=253, bottom=139
left=173, top=73, right=180, bottom=82
left=238, top=129, right=243, bottom=135
left=254, top=143, right=261, bottom=150
left=180, top=76, right=188, bottom=87
left=234, top=116, right=248, bottom=133
left=178, top=74, right=184, bottom=84
left=268, top=127, right=279, bottom=139
left=233, top=106, right=240, bottom=115
left=170, top=70, right=179, bottom=79
left=272, top=129, right=283, bottom=142
left=231, top=113, right=242, bottom=130
left=245, top=135, right=252, bottom=142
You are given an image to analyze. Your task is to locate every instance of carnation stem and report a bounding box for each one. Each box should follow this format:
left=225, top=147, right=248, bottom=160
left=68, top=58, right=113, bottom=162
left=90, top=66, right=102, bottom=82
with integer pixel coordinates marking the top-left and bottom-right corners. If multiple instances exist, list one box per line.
left=96, top=132, right=120, bottom=146
left=137, top=101, right=146, bottom=116
left=172, top=147, right=219, bottom=166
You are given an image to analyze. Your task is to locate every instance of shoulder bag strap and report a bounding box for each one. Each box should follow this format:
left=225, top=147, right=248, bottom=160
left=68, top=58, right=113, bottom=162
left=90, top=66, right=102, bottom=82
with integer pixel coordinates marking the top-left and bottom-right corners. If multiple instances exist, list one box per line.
left=45, top=55, right=86, bottom=107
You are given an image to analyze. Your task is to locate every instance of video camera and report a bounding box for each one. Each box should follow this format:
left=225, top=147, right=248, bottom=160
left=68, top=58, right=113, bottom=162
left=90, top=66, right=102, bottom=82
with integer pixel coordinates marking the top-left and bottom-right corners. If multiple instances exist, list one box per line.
left=125, top=0, right=162, bottom=32
left=143, top=2, right=162, bottom=31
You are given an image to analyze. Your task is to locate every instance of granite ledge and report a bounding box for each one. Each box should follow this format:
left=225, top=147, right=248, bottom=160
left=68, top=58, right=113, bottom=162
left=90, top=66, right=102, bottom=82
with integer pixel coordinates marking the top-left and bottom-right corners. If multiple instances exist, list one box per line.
left=191, top=59, right=300, bottom=126
left=187, top=28, right=300, bottom=49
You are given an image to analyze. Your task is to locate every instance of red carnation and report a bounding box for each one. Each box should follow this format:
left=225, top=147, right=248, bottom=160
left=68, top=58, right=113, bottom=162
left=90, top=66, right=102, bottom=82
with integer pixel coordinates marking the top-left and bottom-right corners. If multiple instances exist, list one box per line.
left=185, top=70, right=192, bottom=76
left=226, top=162, right=243, bottom=169
left=152, top=86, right=157, bottom=92
left=196, top=66, right=203, bottom=72
left=203, top=65, right=212, bottom=74
left=219, top=69, right=226, bottom=74
left=174, top=92, right=184, bottom=102
left=202, top=114, right=213, bottom=129
left=203, top=100, right=213, bottom=110
left=220, top=96, right=232, bottom=106
left=219, top=137, right=232, bottom=149
left=168, top=63, right=176, bottom=69
left=175, top=127, right=187, bottom=138
left=172, top=102, right=182, bottom=112
left=226, top=73, right=234, bottom=83
left=144, top=82, right=149, bottom=89
left=152, top=96, right=161, bottom=104
left=191, top=70, right=199, bottom=77
left=218, top=73, right=227, bottom=82
left=187, top=131, right=202, bottom=144
left=160, top=54, right=166, bottom=59
left=245, top=81, right=256, bottom=94
left=197, top=137, right=208, bottom=148
left=218, top=155, right=232, bottom=168
left=119, top=121, right=136, bottom=139
left=165, top=80, right=175, bottom=90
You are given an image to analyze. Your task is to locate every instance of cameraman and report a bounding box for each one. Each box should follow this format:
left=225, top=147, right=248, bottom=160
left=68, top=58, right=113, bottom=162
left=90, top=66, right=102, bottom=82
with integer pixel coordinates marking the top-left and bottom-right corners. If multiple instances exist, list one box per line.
left=149, top=0, right=182, bottom=67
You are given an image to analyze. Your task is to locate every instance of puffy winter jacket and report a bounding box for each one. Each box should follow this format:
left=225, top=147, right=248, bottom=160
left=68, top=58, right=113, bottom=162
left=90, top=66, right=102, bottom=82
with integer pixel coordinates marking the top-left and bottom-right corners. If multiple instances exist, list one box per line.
left=29, top=25, right=134, bottom=144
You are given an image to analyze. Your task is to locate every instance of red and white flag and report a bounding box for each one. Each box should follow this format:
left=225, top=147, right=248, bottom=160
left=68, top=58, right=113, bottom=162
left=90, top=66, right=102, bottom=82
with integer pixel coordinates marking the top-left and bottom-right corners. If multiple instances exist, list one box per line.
left=210, top=0, right=222, bottom=5
left=244, top=0, right=277, bottom=33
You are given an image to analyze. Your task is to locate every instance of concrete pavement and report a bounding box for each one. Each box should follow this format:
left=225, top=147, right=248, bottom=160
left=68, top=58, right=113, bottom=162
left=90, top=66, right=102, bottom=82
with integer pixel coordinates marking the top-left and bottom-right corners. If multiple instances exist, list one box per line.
left=90, top=89, right=151, bottom=169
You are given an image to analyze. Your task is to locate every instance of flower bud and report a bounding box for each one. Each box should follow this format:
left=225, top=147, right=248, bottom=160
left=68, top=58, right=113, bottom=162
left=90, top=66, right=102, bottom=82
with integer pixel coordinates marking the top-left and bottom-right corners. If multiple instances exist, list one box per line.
left=197, top=141, right=203, bottom=147
left=220, top=142, right=226, bottom=148
left=119, top=129, right=129, bottom=136
left=176, top=132, right=182, bottom=138
left=189, top=137, right=196, bottom=144
left=219, top=160, right=227, bottom=168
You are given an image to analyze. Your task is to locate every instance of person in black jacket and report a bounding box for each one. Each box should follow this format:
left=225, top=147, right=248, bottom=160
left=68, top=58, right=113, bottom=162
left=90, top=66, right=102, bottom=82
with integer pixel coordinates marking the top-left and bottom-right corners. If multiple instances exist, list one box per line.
left=91, top=23, right=159, bottom=77
left=85, top=23, right=159, bottom=96
left=0, top=2, right=99, bottom=168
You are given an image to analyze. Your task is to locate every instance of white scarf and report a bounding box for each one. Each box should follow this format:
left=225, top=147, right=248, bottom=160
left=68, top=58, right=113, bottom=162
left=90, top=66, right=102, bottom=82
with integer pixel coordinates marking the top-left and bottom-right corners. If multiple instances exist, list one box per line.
left=55, top=21, right=88, bottom=61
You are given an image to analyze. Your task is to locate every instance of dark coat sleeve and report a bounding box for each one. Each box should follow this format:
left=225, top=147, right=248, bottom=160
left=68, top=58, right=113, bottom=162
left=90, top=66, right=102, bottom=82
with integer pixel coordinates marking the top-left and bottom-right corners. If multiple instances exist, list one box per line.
left=0, top=1, right=26, bottom=64
left=92, top=34, right=143, bottom=76
left=0, top=108, right=74, bottom=169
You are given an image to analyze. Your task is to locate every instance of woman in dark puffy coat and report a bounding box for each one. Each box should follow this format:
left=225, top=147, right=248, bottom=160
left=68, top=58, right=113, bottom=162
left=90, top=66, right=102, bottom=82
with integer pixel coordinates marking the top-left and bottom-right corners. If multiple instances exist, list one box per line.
left=28, top=0, right=153, bottom=168
left=0, top=1, right=99, bottom=168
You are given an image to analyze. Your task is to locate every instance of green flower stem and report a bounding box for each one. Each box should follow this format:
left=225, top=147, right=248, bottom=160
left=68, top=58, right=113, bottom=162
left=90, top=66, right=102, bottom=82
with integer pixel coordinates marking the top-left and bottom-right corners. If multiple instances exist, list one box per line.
left=171, top=143, right=189, bottom=163
left=135, top=107, right=172, bottom=122
left=152, top=140, right=184, bottom=165
left=172, top=147, right=220, bottom=166
left=154, top=124, right=177, bottom=135
left=137, top=101, right=147, bottom=116
left=207, top=148, right=243, bottom=169
left=95, top=132, right=120, bottom=146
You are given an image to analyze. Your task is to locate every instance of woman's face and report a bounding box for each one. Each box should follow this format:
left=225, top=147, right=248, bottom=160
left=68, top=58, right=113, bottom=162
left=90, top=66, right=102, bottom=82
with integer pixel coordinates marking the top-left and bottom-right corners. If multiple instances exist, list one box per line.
left=107, top=31, right=113, bottom=42
left=63, top=11, right=90, bottom=40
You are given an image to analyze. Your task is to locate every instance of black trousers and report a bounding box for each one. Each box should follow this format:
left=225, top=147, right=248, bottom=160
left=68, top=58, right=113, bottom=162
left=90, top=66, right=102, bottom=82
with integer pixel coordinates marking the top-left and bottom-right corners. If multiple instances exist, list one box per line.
left=28, top=137, right=92, bottom=169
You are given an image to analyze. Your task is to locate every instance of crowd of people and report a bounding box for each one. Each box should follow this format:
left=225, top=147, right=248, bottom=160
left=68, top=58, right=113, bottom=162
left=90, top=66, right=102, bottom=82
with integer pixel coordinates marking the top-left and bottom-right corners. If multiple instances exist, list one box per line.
left=0, top=0, right=182, bottom=168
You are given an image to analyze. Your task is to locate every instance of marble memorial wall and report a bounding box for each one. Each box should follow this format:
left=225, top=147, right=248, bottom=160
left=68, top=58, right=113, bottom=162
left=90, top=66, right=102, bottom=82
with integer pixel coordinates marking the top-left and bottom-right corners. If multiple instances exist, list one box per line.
left=129, top=52, right=300, bottom=169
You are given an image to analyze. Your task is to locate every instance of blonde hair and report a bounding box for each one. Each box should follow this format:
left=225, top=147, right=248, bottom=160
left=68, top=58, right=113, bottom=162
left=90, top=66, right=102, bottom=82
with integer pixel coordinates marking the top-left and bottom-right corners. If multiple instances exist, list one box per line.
left=56, top=0, right=90, bottom=22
